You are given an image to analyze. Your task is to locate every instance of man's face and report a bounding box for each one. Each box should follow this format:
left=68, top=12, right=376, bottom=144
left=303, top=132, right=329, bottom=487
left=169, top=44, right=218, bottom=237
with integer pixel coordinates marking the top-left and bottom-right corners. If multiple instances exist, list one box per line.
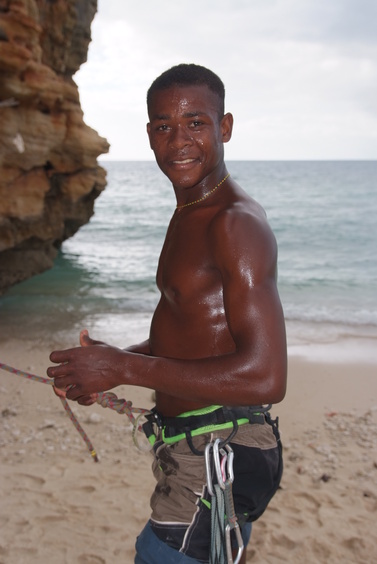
left=147, top=85, right=232, bottom=189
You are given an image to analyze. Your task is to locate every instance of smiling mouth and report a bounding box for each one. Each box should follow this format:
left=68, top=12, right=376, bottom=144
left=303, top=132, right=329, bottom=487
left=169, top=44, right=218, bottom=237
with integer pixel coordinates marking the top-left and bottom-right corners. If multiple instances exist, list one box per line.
left=172, top=158, right=196, bottom=164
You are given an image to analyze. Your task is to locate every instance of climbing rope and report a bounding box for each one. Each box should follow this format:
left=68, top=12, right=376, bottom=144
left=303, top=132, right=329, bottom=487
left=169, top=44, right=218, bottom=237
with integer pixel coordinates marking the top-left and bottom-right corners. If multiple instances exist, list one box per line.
left=0, top=362, right=151, bottom=462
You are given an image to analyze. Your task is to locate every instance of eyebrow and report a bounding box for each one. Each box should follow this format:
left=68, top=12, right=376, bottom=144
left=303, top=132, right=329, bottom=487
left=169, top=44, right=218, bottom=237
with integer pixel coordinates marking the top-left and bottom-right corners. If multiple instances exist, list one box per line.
left=151, top=111, right=209, bottom=121
left=183, top=111, right=208, bottom=118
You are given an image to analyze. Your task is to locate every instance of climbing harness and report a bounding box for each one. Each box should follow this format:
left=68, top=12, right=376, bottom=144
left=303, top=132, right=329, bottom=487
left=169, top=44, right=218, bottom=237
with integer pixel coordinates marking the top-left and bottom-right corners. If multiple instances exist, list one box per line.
left=145, top=405, right=273, bottom=563
left=143, top=404, right=270, bottom=454
left=0, top=362, right=152, bottom=461
left=205, top=439, right=244, bottom=564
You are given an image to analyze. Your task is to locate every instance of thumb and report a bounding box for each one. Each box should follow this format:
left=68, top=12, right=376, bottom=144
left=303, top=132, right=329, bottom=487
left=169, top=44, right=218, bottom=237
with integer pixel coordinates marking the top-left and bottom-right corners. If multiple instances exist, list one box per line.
left=53, top=386, right=67, bottom=399
left=80, top=329, right=91, bottom=347
left=80, top=329, right=105, bottom=347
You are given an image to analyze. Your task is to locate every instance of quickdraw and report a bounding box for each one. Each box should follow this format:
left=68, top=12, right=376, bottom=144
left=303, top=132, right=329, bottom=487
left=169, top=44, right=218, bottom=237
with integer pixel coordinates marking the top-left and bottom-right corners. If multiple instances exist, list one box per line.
left=0, top=362, right=152, bottom=461
left=205, top=438, right=244, bottom=564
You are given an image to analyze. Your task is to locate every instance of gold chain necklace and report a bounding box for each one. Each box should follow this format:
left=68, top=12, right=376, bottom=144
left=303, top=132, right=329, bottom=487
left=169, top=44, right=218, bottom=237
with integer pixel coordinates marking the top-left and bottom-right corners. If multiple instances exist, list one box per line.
left=176, top=173, right=230, bottom=210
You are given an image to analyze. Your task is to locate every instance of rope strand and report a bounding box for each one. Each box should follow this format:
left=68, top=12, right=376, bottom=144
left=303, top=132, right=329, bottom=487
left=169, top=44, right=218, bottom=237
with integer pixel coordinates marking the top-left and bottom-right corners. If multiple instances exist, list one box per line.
left=0, top=362, right=150, bottom=462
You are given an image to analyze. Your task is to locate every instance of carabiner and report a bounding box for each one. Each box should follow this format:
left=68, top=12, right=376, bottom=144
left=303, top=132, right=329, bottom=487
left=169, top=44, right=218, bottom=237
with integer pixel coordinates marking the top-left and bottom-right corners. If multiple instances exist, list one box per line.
left=225, top=522, right=244, bottom=564
left=205, top=441, right=215, bottom=497
left=213, top=439, right=234, bottom=489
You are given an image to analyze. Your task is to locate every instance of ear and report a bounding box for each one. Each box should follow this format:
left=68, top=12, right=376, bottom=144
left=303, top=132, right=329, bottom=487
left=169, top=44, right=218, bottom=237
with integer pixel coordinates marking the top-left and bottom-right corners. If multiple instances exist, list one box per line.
left=220, top=112, right=233, bottom=143
left=146, top=122, right=153, bottom=149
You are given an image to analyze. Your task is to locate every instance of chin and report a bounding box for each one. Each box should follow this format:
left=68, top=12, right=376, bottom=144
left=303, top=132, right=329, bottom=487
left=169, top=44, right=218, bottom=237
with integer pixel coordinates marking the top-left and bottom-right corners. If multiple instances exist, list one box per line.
left=164, top=167, right=202, bottom=188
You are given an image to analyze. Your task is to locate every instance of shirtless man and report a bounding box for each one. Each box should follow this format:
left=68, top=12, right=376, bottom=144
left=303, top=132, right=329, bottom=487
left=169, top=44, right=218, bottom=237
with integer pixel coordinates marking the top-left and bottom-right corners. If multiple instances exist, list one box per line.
left=48, top=64, right=287, bottom=563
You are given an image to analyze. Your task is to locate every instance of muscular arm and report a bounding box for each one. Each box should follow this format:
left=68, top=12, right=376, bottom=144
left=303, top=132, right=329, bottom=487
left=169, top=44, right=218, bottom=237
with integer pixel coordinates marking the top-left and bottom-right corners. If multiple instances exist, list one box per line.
left=49, top=207, right=286, bottom=407
left=211, top=207, right=287, bottom=404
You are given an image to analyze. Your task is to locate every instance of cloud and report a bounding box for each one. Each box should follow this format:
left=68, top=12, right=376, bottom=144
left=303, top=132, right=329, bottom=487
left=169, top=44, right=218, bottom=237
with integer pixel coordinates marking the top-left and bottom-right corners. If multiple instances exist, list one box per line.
left=75, top=0, right=377, bottom=160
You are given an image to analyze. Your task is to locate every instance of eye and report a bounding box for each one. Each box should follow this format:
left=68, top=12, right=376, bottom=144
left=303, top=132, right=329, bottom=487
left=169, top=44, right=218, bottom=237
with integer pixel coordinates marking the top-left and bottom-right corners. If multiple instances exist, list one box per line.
left=157, top=124, right=170, bottom=132
left=189, top=120, right=203, bottom=128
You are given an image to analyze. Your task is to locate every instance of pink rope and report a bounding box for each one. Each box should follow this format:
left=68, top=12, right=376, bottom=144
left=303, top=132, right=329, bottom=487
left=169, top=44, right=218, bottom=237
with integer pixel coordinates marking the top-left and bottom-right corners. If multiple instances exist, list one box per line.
left=0, top=362, right=150, bottom=461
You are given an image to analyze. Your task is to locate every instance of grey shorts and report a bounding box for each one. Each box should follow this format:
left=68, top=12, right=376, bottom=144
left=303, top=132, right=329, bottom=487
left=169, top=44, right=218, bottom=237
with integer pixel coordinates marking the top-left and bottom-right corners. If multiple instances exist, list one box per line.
left=146, top=414, right=282, bottom=562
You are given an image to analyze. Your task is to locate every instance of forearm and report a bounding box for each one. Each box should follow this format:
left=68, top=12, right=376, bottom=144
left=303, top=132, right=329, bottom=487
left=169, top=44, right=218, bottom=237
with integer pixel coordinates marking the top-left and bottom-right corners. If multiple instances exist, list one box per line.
left=49, top=330, right=286, bottom=406
left=122, top=346, right=287, bottom=406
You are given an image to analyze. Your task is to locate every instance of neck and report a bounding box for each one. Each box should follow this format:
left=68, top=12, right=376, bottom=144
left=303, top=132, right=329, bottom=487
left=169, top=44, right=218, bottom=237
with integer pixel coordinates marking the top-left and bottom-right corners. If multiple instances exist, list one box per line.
left=175, top=170, right=230, bottom=211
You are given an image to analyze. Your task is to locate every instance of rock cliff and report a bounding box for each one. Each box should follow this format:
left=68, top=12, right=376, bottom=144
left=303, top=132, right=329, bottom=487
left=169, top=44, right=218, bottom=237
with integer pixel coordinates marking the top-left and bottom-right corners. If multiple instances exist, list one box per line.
left=0, top=0, right=109, bottom=294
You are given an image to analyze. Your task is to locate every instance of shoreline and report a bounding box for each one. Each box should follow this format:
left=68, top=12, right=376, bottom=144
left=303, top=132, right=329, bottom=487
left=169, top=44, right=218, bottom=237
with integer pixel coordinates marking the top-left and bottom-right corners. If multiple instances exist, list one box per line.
left=0, top=333, right=377, bottom=563
left=1, top=306, right=376, bottom=352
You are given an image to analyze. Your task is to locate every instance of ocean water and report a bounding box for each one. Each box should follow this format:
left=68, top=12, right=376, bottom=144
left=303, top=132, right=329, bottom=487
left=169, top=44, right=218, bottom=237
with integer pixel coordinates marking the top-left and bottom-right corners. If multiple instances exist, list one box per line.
left=0, top=160, right=376, bottom=350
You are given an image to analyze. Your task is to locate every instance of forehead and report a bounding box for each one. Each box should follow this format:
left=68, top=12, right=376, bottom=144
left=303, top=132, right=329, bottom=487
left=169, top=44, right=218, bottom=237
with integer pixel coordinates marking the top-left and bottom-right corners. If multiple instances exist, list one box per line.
left=148, top=84, right=221, bottom=120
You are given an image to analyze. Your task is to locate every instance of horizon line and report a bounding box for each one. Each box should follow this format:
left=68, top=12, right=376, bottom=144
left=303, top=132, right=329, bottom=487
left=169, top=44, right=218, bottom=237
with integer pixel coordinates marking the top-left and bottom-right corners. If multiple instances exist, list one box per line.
left=98, top=158, right=377, bottom=163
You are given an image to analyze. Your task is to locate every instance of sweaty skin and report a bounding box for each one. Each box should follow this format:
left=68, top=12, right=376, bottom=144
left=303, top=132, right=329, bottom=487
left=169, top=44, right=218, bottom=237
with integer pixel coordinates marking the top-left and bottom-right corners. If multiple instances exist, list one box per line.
left=48, top=84, right=287, bottom=418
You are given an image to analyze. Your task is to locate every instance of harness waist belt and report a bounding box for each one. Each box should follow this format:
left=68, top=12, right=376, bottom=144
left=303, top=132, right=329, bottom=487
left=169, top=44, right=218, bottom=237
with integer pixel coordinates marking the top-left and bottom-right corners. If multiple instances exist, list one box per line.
left=143, top=404, right=271, bottom=451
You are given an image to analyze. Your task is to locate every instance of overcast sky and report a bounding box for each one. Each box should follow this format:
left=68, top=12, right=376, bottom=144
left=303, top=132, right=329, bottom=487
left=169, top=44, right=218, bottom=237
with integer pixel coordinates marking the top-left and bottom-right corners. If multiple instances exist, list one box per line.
left=74, top=0, right=377, bottom=161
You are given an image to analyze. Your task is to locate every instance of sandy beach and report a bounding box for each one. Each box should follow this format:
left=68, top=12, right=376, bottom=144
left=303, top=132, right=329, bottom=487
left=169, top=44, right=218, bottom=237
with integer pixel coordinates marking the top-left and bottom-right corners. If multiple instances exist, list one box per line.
left=1, top=331, right=377, bottom=563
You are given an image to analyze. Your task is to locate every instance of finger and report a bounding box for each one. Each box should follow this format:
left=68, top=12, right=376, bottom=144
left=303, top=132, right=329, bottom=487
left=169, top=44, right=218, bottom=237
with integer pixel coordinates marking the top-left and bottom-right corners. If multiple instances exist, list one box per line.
left=47, top=363, right=71, bottom=379
left=52, top=375, right=73, bottom=390
left=49, top=349, right=73, bottom=364
left=77, top=394, right=98, bottom=406
left=66, top=386, right=83, bottom=401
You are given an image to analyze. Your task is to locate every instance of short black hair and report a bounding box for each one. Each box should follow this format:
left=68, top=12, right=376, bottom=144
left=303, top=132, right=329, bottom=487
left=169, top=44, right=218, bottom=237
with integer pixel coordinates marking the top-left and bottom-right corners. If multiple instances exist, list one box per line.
left=147, top=63, right=225, bottom=118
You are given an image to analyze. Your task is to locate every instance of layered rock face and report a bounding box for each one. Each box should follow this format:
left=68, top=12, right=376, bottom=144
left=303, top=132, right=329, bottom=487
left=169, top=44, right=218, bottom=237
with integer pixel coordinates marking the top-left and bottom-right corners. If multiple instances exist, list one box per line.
left=0, top=0, right=109, bottom=294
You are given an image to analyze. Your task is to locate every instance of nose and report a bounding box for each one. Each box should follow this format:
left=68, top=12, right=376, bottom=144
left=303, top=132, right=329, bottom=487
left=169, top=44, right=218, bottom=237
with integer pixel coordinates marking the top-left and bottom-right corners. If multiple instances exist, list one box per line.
left=169, top=125, right=193, bottom=149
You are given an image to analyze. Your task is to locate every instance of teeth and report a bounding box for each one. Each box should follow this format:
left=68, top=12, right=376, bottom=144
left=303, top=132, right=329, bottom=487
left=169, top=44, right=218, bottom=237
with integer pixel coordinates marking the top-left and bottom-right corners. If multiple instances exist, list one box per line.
left=173, top=159, right=194, bottom=164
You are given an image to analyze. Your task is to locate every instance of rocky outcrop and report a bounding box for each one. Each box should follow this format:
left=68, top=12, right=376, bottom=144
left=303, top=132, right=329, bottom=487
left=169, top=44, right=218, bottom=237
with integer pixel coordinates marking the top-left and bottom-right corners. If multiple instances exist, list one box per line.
left=0, top=0, right=109, bottom=294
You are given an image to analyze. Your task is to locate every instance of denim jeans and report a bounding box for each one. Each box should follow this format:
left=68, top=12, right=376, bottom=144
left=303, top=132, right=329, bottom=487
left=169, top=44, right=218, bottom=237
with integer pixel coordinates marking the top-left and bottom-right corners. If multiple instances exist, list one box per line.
left=134, top=519, right=252, bottom=563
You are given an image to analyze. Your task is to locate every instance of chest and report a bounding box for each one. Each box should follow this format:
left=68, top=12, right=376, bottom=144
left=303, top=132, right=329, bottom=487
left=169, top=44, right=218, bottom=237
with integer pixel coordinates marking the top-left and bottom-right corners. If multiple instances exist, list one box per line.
left=156, top=211, right=220, bottom=302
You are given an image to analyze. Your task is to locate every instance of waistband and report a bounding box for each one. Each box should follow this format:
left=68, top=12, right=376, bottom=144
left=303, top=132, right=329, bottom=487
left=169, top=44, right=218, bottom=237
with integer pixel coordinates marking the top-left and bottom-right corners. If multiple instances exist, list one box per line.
left=142, top=404, right=271, bottom=455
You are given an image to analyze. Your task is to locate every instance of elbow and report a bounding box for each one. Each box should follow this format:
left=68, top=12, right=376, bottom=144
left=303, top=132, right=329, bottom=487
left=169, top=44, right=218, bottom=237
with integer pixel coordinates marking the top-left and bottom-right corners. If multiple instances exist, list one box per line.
left=241, top=367, right=286, bottom=406
left=269, top=379, right=286, bottom=405
left=238, top=346, right=287, bottom=406
left=250, top=362, right=286, bottom=406
left=267, top=365, right=287, bottom=405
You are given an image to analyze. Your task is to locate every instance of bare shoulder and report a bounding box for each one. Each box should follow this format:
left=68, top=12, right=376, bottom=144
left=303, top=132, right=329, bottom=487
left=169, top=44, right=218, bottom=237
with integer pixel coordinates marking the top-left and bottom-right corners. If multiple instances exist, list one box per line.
left=210, top=181, right=276, bottom=249
left=209, top=181, right=278, bottom=278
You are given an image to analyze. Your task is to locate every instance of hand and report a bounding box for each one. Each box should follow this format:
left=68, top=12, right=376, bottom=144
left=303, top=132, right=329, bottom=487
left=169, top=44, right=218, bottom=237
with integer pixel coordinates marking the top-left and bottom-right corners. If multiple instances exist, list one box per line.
left=47, top=329, right=124, bottom=402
